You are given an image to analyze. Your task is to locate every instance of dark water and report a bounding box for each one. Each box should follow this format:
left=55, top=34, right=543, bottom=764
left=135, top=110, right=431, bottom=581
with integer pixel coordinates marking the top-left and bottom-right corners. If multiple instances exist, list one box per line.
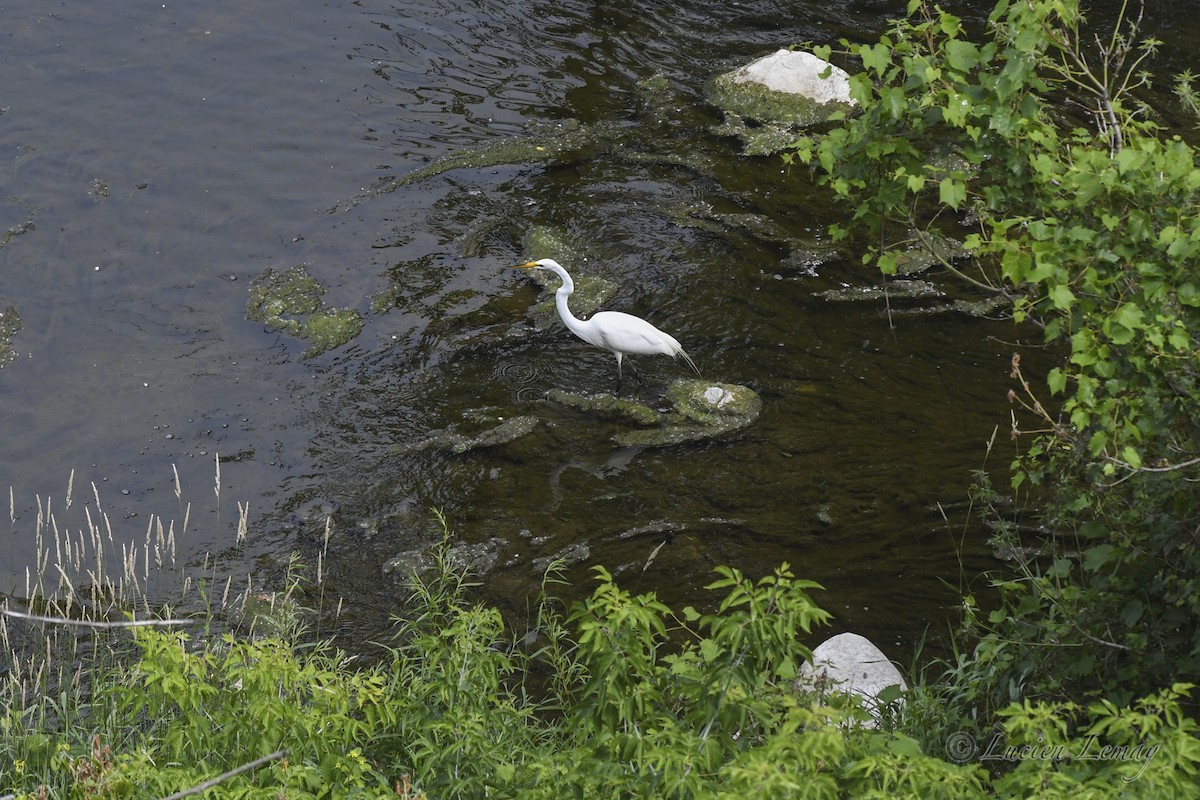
left=1, top=1, right=1191, bottom=658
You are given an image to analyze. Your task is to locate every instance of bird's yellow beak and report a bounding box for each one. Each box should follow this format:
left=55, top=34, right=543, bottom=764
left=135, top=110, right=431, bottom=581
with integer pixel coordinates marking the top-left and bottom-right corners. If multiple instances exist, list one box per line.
left=510, top=261, right=539, bottom=269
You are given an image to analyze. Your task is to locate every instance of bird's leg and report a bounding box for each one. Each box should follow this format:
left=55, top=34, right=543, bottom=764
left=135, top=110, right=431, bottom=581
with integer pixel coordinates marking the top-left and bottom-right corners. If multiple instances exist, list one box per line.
left=618, top=359, right=645, bottom=398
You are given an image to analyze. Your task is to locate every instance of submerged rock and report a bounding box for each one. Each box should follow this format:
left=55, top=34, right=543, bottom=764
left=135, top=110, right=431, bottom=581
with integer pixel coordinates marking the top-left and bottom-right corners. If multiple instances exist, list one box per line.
left=332, top=119, right=615, bottom=211
left=0, top=305, right=21, bottom=369
left=247, top=265, right=363, bottom=359
left=517, top=226, right=619, bottom=330
left=890, top=230, right=970, bottom=276
left=393, top=414, right=541, bottom=456
left=709, top=49, right=858, bottom=155
left=546, top=389, right=663, bottom=427
left=385, top=536, right=509, bottom=582
left=816, top=280, right=943, bottom=303
left=546, top=379, right=761, bottom=447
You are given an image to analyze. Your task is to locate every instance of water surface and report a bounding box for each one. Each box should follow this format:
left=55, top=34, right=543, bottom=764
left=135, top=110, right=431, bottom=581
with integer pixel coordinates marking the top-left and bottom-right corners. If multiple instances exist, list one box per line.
left=2, top=0, right=1190, bottom=657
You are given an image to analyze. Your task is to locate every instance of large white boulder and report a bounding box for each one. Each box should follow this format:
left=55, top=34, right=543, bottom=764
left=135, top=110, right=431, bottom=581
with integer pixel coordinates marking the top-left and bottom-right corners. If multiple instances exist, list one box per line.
left=729, top=49, right=856, bottom=106
left=796, top=632, right=907, bottom=727
left=708, top=49, right=858, bottom=154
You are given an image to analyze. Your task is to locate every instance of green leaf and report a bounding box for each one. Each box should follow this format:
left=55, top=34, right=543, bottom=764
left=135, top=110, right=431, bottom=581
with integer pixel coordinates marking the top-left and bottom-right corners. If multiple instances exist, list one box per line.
left=939, top=177, right=966, bottom=208
left=881, top=85, right=907, bottom=118
left=887, top=734, right=925, bottom=758
left=1121, top=445, right=1143, bottom=469
left=1114, top=303, right=1144, bottom=332
left=1121, top=600, right=1144, bottom=627
left=1047, top=367, right=1067, bottom=395
left=1048, top=283, right=1075, bottom=310
left=878, top=250, right=900, bottom=275
left=944, top=39, right=980, bottom=72
left=859, top=42, right=892, bottom=75
left=1083, top=544, right=1115, bottom=571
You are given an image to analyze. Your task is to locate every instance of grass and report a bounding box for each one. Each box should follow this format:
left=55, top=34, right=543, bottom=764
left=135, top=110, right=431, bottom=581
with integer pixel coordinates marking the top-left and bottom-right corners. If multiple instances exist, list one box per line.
left=0, top=458, right=298, bottom=795
left=1, top=469, right=1197, bottom=798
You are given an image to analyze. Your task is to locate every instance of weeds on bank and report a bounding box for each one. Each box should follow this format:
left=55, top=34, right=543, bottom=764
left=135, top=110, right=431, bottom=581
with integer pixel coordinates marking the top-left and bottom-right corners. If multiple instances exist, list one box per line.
left=2, top=478, right=1198, bottom=797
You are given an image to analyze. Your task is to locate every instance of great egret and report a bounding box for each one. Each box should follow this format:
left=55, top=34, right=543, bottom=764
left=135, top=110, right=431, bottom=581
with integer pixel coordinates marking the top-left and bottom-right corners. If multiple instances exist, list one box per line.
left=511, top=258, right=700, bottom=386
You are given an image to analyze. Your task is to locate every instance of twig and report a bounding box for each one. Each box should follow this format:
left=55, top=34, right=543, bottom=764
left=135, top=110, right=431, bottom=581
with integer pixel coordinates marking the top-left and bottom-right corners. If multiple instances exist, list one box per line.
left=159, top=749, right=287, bottom=800
left=0, top=607, right=198, bottom=628
left=1099, top=453, right=1200, bottom=487
left=1076, top=629, right=1133, bottom=651
left=1106, top=454, right=1200, bottom=475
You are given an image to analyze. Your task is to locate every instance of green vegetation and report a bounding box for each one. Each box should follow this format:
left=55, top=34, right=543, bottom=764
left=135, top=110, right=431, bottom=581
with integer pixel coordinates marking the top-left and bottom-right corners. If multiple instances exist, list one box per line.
left=247, top=265, right=364, bottom=359
left=3, top=515, right=1198, bottom=798
left=4, top=0, right=1199, bottom=796
left=788, top=0, right=1200, bottom=709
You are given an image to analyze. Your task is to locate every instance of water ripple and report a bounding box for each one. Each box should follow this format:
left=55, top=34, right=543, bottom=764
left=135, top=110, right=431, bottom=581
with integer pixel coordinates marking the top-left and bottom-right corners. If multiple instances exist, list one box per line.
left=493, top=357, right=552, bottom=402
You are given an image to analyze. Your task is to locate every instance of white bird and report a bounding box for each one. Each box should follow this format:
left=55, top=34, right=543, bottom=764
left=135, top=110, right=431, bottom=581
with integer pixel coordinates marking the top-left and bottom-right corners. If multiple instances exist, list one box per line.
left=511, top=258, right=700, bottom=387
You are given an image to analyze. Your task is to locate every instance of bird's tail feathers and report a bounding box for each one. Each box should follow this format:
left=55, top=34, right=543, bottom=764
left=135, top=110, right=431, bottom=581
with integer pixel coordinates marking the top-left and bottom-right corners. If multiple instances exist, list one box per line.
left=677, top=348, right=701, bottom=376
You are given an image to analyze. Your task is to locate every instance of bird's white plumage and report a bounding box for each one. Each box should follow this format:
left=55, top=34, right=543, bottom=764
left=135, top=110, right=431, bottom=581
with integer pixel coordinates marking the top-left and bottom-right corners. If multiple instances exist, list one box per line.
left=511, top=258, right=699, bottom=381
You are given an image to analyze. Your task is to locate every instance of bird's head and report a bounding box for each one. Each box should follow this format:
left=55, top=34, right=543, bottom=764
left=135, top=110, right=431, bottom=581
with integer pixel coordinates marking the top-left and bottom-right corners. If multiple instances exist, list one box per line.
left=510, top=258, right=561, bottom=271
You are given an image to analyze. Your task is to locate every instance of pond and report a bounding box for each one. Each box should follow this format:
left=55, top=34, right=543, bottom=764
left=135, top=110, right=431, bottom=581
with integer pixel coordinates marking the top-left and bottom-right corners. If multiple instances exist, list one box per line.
left=1, top=0, right=1190, bottom=659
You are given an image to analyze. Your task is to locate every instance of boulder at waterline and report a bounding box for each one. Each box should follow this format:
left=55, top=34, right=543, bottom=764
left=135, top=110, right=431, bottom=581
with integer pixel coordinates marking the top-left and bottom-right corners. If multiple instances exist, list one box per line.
left=796, top=632, right=907, bottom=728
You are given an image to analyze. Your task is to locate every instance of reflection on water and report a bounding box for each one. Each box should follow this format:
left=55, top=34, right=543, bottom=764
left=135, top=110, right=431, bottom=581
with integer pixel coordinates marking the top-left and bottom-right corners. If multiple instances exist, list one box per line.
left=2, top=0, right=1194, bottom=661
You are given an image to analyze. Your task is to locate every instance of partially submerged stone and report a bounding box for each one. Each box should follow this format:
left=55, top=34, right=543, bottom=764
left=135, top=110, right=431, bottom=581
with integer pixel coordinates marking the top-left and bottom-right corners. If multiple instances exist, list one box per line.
left=332, top=119, right=615, bottom=210
left=796, top=632, right=908, bottom=728
left=891, top=230, right=969, bottom=276
left=546, top=389, right=663, bottom=427
left=545, top=379, right=761, bottom=447
left=816, top=280, right=943, bottom=303
left=393, top=414, right=541, bottom=456
left=669, top=379, right=763, bottom=427
left=709, top=49, right=858, bottom=155
left=247, top=265, right=363, bottom=359
left=732, top=49, right=856, bottom=104
left=0, top=305, right=20, bottom=369
left=515, top=227, right=619, bottom=330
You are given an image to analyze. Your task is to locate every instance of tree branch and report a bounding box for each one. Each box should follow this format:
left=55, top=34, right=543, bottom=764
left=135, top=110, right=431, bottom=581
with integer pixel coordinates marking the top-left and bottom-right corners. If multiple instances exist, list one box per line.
left=159, top=750, right=287, bottom=800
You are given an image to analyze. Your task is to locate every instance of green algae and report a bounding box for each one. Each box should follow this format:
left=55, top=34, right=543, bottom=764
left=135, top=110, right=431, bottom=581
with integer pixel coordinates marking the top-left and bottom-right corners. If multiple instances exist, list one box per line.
left=0, top=305, right=21, bottom=369
left=391, top=414, right=542, bottom=456
left=301, top=308, right=364, bottom=360
left=545, top=389, right=663, bottom=427
left=544, top=379, right=762, bottom=448
left=707, top=61, right=856, bottom=155
left=247, top=265, right=363, bottom=359
left=331, top=119, right=617, bottom=211
left=516, top=226, right=620, bottom=330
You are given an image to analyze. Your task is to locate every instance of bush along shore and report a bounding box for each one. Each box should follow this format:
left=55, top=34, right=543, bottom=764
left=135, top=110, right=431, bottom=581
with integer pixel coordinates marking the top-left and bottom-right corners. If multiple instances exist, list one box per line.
left=1, top=497, right=1198, bottom=798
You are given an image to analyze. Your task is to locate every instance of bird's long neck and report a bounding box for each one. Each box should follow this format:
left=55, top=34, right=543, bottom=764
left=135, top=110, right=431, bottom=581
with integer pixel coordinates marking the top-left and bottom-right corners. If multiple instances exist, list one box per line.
left=550, top=268, right=588, bottom=338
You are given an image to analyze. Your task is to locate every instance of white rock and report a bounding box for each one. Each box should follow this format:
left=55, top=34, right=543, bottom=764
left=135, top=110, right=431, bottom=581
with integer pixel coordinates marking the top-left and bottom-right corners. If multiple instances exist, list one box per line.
left=796, top=632, right=906, bottom=726
left=703, top=386, right=734, bottom=408
left=730, top=49, right=856, bottom=106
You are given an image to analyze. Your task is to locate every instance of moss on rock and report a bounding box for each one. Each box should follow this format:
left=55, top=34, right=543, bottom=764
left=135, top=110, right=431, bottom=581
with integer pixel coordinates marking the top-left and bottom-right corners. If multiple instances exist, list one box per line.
left=0, top=305, right=21, bottom=369
left=545, top=380, right=762, bottom=447
left=247, top=265, right=363, bottom=359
